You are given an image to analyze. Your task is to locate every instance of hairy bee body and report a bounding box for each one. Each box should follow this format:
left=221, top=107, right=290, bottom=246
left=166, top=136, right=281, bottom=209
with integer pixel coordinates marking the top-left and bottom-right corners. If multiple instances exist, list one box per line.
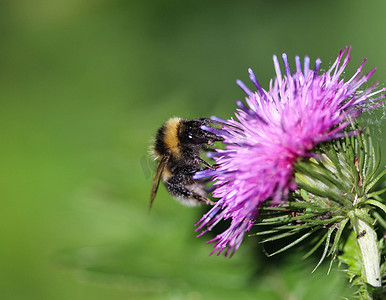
left=149, top=117, right=222, bottom=208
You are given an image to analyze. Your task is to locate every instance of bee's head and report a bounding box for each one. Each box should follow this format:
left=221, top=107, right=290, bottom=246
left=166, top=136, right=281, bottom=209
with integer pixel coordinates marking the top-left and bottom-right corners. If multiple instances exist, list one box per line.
left=179, top=118, right=223, bottom=145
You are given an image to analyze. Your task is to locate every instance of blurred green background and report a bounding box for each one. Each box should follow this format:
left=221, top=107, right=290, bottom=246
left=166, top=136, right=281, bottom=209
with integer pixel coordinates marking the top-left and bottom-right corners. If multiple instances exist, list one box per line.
left=0, top=1, right=385, bottom=299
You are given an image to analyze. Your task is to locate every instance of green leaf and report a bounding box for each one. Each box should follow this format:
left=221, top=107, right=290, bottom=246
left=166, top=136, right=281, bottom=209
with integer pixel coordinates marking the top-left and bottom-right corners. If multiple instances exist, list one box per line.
left=365, top=199, right=386, bottom=214
left=338, top=231, right=362, bottom=279
left=312, top=226, right=334, bottom=273
left=365, top=168, right=386, bottom=194
left=366, top=187, right=386, bottom=199
left=260, top=229, right=303, bottom=242
left=252, top=229, right=281, bottom=236
left=328, top=218, right=349, bottom=257
left=372, top=211, right=386, bottom=230
left=353, top=209, right=374, bottom=225
left=266, top=230, right=317, bottom=257
left=257, top=213, right=321, bottom=226
left=303, top=230, right=329, bottom=259
left=296, top=160, right=345, bottom=191
left=325, top=146, right=343, bottom=178
left=363, top=138, right=380, bottom=186
left=295, top=172, right=347, bottom=204
left=300, top=189, right=310, bottom=201
left=357, top=132, right=365, bottom=173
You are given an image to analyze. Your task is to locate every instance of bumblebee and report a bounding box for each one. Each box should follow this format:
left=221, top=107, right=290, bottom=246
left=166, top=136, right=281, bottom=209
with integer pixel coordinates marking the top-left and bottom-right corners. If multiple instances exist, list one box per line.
left=149, top=117, right=223, bottom=208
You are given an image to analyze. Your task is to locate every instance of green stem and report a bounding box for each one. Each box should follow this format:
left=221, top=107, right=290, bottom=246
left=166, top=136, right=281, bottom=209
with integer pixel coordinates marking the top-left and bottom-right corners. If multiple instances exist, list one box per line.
left=350, top=212, right=381, bottom=287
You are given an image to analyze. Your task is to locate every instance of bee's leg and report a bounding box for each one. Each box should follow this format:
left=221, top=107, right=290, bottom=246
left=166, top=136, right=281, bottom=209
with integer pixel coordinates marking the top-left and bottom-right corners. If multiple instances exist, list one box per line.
left=195, top=157, right=219, bottom=170
left=165, top=178, right=214, bottom=205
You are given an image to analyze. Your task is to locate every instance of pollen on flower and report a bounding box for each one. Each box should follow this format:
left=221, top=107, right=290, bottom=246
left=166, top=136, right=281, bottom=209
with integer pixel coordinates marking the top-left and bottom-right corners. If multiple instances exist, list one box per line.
left=195, top=46, right=386, bottom=257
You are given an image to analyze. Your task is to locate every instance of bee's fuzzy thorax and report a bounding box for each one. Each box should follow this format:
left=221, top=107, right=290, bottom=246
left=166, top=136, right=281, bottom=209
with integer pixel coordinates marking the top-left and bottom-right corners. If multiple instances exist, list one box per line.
left=161, top=117, right=182, bottom=158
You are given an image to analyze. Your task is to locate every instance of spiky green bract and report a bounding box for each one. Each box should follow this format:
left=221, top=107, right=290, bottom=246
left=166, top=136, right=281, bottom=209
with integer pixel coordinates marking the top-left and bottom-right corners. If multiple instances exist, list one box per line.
left=254, top=130, right=385, bottom=298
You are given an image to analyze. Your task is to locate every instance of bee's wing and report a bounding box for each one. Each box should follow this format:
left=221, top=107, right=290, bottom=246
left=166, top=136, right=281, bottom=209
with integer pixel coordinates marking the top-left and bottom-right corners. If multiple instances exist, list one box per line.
left=149, top=153, right=170, bottom=209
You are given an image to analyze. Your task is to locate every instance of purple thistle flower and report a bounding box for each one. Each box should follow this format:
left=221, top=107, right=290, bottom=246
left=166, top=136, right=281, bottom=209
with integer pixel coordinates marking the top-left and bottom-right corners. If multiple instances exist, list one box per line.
left=195, top=47, right=385, bottom=257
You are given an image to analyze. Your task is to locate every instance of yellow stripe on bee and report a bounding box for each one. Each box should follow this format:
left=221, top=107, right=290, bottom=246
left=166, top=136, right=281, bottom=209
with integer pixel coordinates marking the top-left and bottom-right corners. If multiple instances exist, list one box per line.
left=164, top=117, right=181, bottom=158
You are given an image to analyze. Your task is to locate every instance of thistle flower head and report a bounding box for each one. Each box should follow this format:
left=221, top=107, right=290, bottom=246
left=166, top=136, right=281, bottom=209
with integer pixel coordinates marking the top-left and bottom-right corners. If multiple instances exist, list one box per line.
left=195, top=47, right=385, bottom=257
